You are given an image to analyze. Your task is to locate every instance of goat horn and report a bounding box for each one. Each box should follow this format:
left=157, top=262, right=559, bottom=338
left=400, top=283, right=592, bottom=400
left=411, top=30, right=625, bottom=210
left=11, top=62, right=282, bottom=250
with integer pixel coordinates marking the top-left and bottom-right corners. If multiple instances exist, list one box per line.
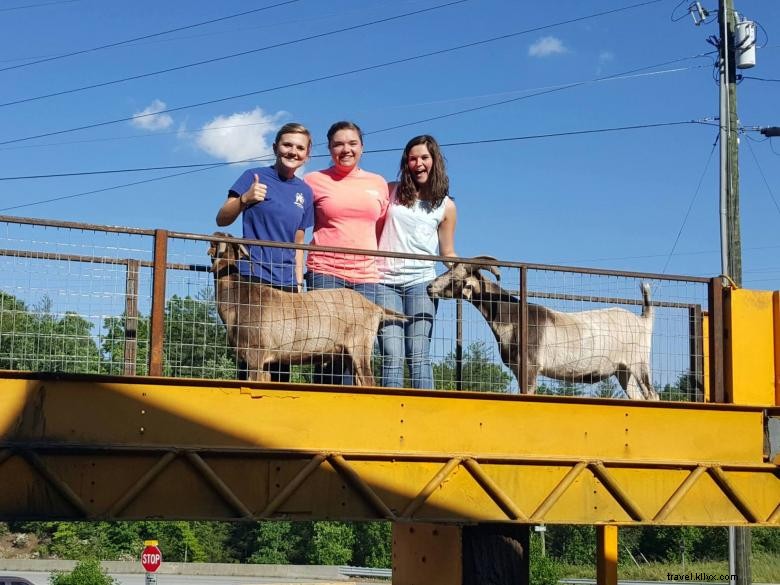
left=470, top=255, right=501, bottom=279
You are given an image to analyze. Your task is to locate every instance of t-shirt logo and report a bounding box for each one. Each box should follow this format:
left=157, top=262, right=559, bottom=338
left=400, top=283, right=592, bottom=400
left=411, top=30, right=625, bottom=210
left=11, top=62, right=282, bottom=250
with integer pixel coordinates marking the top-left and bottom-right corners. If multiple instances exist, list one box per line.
left=295, top=193, right=305, bottom=209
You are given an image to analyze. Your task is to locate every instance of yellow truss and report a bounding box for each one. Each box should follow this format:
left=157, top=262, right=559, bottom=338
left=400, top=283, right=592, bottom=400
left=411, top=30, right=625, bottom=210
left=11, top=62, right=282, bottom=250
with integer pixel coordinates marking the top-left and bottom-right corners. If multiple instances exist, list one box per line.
left=0, top=373, right=777, bottom=524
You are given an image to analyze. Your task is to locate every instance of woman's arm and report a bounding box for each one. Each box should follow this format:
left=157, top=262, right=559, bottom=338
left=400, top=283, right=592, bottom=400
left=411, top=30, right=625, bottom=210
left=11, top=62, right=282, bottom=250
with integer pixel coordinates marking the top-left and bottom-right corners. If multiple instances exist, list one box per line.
left=295, top=229, right=306, bottom=291
left=438, top=198, right=458, bottom=262
left=216, top=194, right=243, bottom=226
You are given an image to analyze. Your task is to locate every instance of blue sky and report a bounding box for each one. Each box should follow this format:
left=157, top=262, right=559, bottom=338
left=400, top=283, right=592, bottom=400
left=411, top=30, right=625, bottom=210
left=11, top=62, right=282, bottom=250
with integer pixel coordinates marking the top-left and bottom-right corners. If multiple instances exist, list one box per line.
left=1, top=0, right=778, bottom=287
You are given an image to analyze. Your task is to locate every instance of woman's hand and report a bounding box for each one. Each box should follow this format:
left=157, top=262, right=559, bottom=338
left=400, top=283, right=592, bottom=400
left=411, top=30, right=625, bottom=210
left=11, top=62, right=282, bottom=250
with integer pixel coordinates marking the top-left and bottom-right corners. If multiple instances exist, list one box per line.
left=240, top=174, right=268, bottom=206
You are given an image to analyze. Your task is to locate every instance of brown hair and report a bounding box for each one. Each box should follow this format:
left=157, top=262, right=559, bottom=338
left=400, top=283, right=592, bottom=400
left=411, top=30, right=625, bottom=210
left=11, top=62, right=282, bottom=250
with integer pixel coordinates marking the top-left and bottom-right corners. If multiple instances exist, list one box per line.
left=396, top=135, right=449, bottom=209
left=326, top=120, right=363, bottom=146
left=274, top=122, right=312, bottom=150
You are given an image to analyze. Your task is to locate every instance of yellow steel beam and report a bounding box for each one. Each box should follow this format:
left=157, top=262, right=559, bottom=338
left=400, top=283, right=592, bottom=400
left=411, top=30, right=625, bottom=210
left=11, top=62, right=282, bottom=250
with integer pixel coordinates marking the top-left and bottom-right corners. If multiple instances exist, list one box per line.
left=0, top=372, right=777, bottom=525
left=597, top=525, right=618, bottom=585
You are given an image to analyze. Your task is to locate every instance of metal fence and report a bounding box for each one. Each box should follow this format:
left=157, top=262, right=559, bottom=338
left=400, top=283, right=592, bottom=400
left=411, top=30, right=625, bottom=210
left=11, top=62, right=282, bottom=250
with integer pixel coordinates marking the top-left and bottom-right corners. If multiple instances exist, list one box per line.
left=0, top=215, right=721, bottom=402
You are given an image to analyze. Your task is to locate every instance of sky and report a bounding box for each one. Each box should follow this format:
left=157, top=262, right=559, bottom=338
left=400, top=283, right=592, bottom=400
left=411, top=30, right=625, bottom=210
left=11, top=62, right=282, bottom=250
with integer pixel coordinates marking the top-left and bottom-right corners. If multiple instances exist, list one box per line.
left=1, top=0, right=779, bottom=288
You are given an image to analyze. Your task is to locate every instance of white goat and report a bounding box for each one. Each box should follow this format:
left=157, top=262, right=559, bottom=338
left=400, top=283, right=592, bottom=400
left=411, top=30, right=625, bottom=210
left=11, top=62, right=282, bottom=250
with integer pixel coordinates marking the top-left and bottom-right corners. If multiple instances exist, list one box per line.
left=427, top=259, right=658, bottom=400
left=208, top=233, right=406, bottom=386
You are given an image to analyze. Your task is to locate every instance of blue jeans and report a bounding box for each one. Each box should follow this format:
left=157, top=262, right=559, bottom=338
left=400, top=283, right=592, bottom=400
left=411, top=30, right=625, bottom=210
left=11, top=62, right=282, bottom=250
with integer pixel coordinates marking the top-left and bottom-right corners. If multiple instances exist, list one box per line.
left=305, top=271, right=382, bottom=386
left=376, top=281, right=438, bottom=389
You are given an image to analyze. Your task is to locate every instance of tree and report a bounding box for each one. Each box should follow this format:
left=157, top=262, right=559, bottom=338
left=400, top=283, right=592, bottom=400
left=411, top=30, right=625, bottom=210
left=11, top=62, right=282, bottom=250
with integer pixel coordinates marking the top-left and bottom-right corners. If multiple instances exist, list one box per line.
left=163, top=292, right=236, bottom=379
left=435, top=341, right=513, bottom=392
left=303, top=521, right=355, bottom=565
left=0, top=292, right=102, bottom=374
left=352, top=522, right=391, bottom=568
left=102, top=289, right=237, bottom=379
left=248, top=522, right=299, bottom=564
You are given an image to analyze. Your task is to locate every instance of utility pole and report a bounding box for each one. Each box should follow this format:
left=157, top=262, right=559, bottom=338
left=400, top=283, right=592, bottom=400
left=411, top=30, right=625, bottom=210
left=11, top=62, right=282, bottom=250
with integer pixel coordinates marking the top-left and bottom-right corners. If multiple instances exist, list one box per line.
left=719, top=0, right=741, bottom=283
left=719, top=0, right=749, bottom=583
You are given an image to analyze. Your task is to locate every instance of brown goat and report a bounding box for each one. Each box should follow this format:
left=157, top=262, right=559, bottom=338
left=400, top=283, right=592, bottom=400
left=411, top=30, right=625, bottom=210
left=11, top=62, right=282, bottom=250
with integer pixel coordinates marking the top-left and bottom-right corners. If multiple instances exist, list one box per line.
left=208, top=233, right=405, bottom=386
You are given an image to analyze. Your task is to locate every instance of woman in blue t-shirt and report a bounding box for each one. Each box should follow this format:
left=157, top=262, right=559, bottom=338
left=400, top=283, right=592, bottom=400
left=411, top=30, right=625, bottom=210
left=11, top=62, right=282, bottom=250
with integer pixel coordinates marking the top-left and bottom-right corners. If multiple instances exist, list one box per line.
left=216, top=122, right=315, bottom=381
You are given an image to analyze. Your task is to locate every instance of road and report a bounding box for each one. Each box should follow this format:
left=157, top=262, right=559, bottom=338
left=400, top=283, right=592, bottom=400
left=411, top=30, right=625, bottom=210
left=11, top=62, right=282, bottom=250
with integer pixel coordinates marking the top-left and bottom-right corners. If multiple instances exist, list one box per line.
left=0, top=572, right=358, bottom=585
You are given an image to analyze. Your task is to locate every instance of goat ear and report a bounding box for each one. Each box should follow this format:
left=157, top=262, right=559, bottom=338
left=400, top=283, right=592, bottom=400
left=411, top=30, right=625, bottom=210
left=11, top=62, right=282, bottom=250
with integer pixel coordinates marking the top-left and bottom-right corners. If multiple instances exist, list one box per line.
left=238, top=244, right=250, bottom=259
left=217, top=241, right=227, bottom=256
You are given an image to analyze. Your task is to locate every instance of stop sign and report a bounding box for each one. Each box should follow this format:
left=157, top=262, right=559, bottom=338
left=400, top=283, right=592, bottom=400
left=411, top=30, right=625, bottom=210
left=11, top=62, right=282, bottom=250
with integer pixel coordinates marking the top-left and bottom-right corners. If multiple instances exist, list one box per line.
left=141, top=543, right=162, bottom=573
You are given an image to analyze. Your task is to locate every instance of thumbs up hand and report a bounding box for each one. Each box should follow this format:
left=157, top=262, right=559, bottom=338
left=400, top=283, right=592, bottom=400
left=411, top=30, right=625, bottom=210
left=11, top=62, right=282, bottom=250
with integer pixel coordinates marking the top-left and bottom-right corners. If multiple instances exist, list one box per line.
left=240, top=173, right=268, bottom=206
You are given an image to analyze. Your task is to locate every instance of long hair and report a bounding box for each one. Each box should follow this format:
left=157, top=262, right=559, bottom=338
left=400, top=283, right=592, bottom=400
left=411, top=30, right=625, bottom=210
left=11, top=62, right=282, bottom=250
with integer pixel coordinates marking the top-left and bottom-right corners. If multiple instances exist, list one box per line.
left=396, top=135, right=449, bottom=209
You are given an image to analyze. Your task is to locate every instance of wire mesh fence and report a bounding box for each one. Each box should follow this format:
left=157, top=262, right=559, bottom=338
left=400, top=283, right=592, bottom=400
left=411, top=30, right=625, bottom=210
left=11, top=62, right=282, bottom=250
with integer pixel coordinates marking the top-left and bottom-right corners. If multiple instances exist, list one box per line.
left=0, top=217, right=716, bottom=402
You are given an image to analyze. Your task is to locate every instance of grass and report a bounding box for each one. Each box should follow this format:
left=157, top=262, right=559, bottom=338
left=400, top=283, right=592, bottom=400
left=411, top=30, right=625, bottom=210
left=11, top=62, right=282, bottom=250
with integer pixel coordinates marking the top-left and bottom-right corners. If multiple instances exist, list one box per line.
left=559, top=553, right=780, bottom=582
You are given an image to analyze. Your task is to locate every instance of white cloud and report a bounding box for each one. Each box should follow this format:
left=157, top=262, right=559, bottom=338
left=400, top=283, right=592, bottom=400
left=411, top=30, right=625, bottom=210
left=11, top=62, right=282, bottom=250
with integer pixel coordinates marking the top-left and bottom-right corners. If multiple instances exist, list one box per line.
left=195, top=108, right=284, bottom=164
left=528, top=36, right=567, bottom=57
left=131, top=99, right=174, bottom=131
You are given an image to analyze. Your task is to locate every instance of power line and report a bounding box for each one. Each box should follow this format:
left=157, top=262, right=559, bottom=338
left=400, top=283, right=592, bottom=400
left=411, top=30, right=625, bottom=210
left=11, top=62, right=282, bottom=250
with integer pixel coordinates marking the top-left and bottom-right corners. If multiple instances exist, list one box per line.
left=0, top=120, right=714, bottom=182
left=0, top=0, right=301, bottom=73
left=364, top=65, right=709, bottom=139
left=0, top=56, right=712, bottom=152
left=0, top=0, right=664, bottom=147
left=0, top=0, right=78, bottom=13
left=0, top=0, right=469, bottom=108
left=741, top=76, right=780, bottom=82
left=744, top=134, right=780, bottom=218
left=661, top=132, right=719, bottom=274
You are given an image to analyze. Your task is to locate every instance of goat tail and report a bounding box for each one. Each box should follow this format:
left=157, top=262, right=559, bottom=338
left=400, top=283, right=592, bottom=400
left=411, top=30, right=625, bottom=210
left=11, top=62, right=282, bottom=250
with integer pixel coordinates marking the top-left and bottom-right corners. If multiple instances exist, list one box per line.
left=380, top=307, right=409, bottom=323
left=640, top=282, right=653, bottom=319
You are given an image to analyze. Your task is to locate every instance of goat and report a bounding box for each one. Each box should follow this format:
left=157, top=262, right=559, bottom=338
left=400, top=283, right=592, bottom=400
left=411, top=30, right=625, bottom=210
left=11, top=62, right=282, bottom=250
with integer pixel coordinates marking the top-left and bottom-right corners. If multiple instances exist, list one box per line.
left=208, top=233, right=406, bottom=386
left=427, top=258, right=658, bottom=400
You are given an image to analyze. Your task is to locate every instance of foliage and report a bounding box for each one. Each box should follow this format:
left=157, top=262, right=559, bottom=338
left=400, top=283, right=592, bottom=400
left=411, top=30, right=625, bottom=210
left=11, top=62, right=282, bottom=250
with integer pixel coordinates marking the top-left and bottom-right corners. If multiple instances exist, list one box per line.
left=352, top=522, right=392, bottom=568
left=163, top=293, right=236, bottom=379
left=305, top=521, right=355, bottom=565
left=0, top=293, right=102, bottom=373
left=248, top=522, right=299, bottom=564
left=530, top=533, right=562, bottom=585
left=434, top=341, right=513, bottom=392
left=753, top=527, right=780, bottom=554
left=660, top=371, right=701, bottom=402
left=546, top=525, right=596, bottom=565
left=49, top=559, right=118, bottom=585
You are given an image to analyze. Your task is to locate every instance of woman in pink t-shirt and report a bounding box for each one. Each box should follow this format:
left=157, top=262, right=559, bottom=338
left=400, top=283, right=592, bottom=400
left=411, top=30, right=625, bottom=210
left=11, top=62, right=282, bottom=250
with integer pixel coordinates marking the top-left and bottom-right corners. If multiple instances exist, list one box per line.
left=304, top=121, right=389, bottom=385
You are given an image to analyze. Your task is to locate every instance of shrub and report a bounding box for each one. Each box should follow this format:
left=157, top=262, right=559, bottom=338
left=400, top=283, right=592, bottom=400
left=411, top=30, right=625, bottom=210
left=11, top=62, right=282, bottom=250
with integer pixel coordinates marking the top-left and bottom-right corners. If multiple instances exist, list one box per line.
left=49, top=559, right=118, bottom=585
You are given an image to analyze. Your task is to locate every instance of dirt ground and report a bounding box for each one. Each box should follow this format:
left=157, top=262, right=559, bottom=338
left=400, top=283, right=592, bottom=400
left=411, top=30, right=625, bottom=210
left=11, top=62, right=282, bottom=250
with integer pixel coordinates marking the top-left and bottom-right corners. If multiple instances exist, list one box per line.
left=0, top=533, right=40, bottom=559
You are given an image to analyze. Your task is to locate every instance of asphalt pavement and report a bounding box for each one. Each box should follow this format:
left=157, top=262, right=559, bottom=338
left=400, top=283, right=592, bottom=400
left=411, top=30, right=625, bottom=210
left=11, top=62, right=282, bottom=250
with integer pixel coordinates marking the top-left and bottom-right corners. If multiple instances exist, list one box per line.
left=0, top=572, right=361, bottom=585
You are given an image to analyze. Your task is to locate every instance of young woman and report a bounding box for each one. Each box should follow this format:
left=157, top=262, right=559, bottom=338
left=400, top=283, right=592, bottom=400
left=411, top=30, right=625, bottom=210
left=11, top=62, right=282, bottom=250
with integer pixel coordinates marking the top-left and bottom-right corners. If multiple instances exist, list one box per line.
left=377, top=135, right=457, bottom=389
left=304, top=120, right=389, bottom=385
left=216, top=122, right=314, bottom=381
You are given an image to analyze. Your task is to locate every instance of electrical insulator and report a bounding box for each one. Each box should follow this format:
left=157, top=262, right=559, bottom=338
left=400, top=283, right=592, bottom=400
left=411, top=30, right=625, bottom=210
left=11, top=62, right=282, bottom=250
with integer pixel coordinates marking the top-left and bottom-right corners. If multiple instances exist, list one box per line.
left=734, top=18, right=756, bottom=69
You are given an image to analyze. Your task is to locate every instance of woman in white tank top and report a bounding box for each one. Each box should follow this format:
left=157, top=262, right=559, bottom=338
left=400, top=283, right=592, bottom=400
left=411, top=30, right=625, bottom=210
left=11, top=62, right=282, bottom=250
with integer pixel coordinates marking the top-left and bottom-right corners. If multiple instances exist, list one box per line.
left=376, top=135, right=457, bottom=389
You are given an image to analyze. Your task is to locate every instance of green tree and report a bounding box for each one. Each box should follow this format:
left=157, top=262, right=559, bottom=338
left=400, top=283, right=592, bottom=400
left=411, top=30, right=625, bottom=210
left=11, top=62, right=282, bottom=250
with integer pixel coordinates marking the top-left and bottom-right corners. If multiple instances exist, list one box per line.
left=49, top=559, right=118, bottom=585
left=546, top=525, right=595, bottom=564
left=0, top=293, right=102, bottom=374
left=661, top=372, right=698, bottom=402
left=163, top=292, right=236, bottom=379
left=138, top=521, right=206, bottom=562
left=435, top=341, right=513, bottom=392
left=248, top=522, right=299, bottom=564
left=101, top=314, right=150, bottom=375
left=352, top=522, right=391, bottom=568
left=304, top=521, right=355, bottom=565
left=101, top=289, right=236, bottom=379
